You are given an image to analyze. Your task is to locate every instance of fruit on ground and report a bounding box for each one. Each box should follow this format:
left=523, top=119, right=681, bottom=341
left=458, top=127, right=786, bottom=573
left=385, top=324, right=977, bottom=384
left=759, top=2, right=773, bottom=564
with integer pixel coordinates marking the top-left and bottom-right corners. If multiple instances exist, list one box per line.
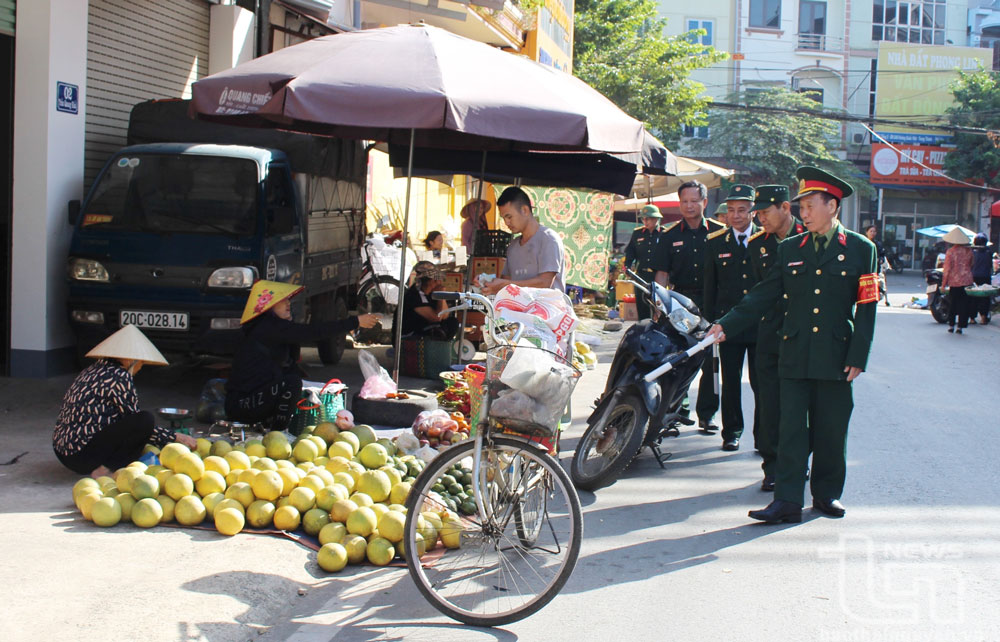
left=343, top=534, right=367, bottom=564
left=130, top=474, right=159, bottom=500
left=303, top=508, right=331, bottom=536
left=439, top=516, right=463, bottom=549
left=175, top=495, right=208, bottom=526
left=115, top=493, right=136, bottom=521
left=251, top=470, right=283, bottom=502
left=163, top=473, right=194, bottom=501
left=155, top=495, right=176, bottom=522
left=91, top=497, right=122, bottom=527
left=346, top=506, right=378, bottom=537
left=317, top=543, right=349, bottom=572
left=288, top=486, right=316, bottom=513
left=158, top=442, right=189, bottom=470
left=330, top=499, right=357, bottom=523
left=389, top=481, right=412, bottom=506
left=225, top=482, right=255, bottom=508
left=293, top=439, right=319, bottom=462
left=203, top=455, right=230, bottom=476
left=356, top=470, right=391, bottom=503
left=174, top=452, right=205, bottom=481
left=213, top=498, right=245, bottom=518
left=273, top=505, right=301, bottom=531
left=366, top=537, right=395, bottom=566
left=195, top=471, right=227, bottom=496
left=350, top=425, right=377, bottom=449
left=215, top=506, right=245, bottom=536
left=377, top=511, right=406, bottom=543
left=131, top=498, right=163, bottom=528
left=246, top=500, right=277, bottom=528
left=319, top=522, right=347, bottom=546
left=201, top=492, right=225, bottom=516
left=359, top=443, right=388, bottom=469
left=76, top=490, right=103, bottom=520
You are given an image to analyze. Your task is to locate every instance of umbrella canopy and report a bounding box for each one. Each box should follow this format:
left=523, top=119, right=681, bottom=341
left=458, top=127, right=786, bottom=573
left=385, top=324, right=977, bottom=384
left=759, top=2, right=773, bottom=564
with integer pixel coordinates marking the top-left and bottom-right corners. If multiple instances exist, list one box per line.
left=915, top=224, right=976, bottom=239
left=190, top=24, right=645, bottom=154
left=630, top=157, right=734, bottom=199
left=614, top=193, right=679, bottom=213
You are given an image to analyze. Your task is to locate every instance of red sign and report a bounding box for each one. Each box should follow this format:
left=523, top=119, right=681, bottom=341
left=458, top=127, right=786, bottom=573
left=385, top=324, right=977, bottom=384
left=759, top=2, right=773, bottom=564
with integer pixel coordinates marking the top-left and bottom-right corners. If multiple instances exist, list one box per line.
left=870, top=143, right=956, bottom=188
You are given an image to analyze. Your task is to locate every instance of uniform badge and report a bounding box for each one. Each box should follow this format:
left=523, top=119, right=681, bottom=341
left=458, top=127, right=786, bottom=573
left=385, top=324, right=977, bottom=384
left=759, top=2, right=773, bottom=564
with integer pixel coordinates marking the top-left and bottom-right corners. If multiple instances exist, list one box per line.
left=857, top=273, right=879, bottom=304
left=719, top=253, right=732, bottom=258
left=838, top=254, right=845, bottom=261
left=760, top=247, right=766, bottom=254
left=788, top=260, right=804, bottom=267
left=673, top=241, right=684, bottom=247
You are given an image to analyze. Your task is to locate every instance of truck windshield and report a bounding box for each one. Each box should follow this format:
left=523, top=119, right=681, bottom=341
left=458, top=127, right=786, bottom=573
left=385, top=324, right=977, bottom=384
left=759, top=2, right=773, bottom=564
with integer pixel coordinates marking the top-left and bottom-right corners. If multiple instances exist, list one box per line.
left=81, top=154, right=259, bottom=236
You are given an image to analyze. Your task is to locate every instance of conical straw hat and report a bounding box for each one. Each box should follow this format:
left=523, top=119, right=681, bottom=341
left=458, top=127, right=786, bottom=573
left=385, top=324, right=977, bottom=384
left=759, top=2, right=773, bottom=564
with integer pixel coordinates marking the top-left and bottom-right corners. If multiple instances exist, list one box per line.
left=240, top=280, right=304, bottom=324
left=85, top=324, right=168, bottom=366
left=942, top=227, right=971, bottom=245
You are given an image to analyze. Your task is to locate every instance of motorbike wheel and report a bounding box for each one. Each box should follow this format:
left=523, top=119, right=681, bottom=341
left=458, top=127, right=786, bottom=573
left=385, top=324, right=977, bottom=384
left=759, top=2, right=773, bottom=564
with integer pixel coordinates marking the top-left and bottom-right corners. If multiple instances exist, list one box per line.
left=929, top=291, right=950, bottom=324
left=892, top=262, right=904, bottom=275
left=570, top=394, right=648, bottom=491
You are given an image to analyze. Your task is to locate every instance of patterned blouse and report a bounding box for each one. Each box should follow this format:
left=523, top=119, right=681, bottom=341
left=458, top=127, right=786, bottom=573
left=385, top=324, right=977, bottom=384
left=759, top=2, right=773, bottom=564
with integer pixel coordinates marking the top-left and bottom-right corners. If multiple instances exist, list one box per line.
left=53, top=359, right=174, bottom=456
left=942, top=245, right=974, bottom=288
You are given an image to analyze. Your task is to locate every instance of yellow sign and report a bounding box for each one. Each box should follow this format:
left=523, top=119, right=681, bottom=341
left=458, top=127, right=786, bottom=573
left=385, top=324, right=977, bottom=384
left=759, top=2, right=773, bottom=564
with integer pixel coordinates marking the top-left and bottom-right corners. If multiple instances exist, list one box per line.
left=875, top=43, right=991, bottom=135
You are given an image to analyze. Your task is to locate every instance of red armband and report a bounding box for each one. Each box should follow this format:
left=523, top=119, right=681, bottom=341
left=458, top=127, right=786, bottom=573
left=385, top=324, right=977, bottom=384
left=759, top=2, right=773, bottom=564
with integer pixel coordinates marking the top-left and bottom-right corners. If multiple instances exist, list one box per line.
left=857, top=273, right=879, bottom=304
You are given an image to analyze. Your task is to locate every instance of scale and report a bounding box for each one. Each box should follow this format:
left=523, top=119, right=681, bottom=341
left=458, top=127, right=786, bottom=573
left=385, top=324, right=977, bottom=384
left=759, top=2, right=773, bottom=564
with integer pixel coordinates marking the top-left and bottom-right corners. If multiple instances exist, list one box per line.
left=157, top=408, right=192, bottom=435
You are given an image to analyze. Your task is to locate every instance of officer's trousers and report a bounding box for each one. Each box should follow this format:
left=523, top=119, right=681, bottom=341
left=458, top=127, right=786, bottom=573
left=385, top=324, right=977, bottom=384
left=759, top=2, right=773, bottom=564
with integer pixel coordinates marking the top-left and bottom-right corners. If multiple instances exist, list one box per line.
left=754, top=350, right=779, bottom=476
left=775, top=378, right=853, bottom=506
left=719, top=341, right=758, bottom=441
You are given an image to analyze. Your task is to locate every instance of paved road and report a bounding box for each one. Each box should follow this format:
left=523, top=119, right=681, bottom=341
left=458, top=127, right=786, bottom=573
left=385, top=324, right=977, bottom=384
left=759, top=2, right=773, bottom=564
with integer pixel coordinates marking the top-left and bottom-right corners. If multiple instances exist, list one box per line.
left=2, top=272, right=997, bottom=641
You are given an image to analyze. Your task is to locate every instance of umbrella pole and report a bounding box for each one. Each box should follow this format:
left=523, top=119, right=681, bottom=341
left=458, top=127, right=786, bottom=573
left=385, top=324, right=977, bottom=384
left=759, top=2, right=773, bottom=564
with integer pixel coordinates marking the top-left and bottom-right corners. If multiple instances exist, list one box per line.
left=391, top=128, right=416, bottom=385
left=457, top=149, right=488, bottom=367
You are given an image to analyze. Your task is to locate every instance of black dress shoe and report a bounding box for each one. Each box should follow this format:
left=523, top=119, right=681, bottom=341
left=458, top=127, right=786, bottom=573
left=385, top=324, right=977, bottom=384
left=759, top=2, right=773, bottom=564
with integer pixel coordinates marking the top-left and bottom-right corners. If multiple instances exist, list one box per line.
left=698, top=419, right=719, bottom=433
left=760, top=475, right=775, bottom=492
left=749, top=499, right=802, bottom=523
left=812, top=498, right=846, bottom=518
left=722, top=438, right=739, bottom=451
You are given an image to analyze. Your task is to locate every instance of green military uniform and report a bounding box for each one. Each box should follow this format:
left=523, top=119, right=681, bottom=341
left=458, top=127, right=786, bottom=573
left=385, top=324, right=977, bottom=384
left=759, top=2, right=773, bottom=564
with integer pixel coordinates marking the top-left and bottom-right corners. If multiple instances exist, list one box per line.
left=654, top=213, right=726, bottom=425
left=624, top=204, right=663, bottom=320
left=745, top=185, right=805, bottom=480
left=718, top=168, right=877, bottom=509
left=703, top=184, right=761, bottom=445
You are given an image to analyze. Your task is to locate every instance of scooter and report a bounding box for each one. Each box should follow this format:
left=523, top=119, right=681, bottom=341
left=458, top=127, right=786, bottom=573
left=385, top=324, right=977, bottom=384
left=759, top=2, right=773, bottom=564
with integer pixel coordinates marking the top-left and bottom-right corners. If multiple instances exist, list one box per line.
left=570, top=270, right=715, bottom=491
left=924, top=268, right=949, bottom=324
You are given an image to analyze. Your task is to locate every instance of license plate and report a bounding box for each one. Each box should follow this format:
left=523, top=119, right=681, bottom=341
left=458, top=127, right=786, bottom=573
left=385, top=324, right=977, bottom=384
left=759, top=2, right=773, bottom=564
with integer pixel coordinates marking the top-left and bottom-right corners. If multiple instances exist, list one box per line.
left=925, top=284, right=938, bottom=294
left=120, top=310, right=189, bottom=331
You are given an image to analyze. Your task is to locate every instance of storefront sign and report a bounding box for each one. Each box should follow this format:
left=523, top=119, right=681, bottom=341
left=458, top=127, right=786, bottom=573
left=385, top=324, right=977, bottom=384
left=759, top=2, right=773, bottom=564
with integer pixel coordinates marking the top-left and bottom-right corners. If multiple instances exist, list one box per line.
left=870, top=143, right=957, bottom=188
left=56, top=81, right=78, bottom=115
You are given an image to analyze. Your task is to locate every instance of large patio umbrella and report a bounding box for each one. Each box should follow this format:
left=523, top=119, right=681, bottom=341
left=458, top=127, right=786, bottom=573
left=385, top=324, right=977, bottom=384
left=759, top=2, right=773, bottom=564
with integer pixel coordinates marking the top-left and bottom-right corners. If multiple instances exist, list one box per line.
left=190, top=24, right=648, bottom=381
left=915, top=224, right=976, bottom=239
left=629, top=156, right=735, bottom=199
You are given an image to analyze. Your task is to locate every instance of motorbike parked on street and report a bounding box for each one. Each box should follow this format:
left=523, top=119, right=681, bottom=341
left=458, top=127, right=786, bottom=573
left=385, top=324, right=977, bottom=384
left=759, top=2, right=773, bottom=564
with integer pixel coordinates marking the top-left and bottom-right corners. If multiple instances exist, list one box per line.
left=886, top=249, right=906, bottom=274
left=924, top=268, right=949, bottom=324
left=570, top=270, right=715, bottom=491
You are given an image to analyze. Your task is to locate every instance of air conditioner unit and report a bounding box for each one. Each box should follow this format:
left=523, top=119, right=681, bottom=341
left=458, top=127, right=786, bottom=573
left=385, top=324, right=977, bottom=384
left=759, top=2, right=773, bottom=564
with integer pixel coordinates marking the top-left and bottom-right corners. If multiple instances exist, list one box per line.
left=853, top=133, right=865, bottom=144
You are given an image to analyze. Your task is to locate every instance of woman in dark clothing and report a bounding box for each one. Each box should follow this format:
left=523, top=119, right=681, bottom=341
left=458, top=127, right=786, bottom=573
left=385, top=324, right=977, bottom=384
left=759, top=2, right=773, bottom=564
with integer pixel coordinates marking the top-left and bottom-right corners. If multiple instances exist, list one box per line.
left=971, top=233, right=995, bottom=324
left=53, top=324, right=197, bottom=478
left=224, top=281, right=377, bottom=430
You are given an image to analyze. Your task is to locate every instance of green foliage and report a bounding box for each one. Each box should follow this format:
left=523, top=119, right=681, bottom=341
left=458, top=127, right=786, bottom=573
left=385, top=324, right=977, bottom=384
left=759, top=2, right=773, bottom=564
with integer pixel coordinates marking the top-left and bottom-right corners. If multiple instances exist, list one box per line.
left=573, top=0, right=727, bottom=146
left=693, top=88, right=866, bottom=194
left=944, top=68, right=1000, bottom=188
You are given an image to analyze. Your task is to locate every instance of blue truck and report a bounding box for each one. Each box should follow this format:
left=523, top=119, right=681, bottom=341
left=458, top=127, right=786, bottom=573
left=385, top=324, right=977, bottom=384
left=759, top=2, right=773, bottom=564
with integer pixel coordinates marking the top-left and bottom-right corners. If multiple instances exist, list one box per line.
left=67, top=99, right=367, bottom=366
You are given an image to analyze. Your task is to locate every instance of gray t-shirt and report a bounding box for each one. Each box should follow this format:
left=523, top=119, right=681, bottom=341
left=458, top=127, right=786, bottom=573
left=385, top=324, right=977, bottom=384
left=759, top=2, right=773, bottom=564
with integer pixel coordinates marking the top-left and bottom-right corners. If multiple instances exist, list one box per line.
left=502, top=224, right=566, bottom=293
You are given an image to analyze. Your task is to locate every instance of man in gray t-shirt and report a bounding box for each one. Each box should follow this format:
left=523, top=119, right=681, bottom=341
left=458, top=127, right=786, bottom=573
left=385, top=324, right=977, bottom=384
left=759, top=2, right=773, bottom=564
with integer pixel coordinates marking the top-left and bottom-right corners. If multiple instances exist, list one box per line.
left=479, top=187, right=566, bottom=295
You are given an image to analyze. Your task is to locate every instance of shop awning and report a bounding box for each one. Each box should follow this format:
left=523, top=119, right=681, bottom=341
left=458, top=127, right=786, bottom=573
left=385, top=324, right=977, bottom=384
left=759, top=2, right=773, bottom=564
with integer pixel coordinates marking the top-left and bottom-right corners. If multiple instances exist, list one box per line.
left=991, top=201, right=1000, bottom=218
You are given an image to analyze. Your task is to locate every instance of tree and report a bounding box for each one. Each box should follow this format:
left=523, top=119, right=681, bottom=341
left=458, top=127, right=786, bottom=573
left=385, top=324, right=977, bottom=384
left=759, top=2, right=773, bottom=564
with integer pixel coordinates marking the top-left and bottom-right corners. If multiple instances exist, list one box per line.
left=573, top=0, right=726, bottom=147
left=691, top=88, right=866, bottom=192
left=944, top=68, right=1000, bottom=188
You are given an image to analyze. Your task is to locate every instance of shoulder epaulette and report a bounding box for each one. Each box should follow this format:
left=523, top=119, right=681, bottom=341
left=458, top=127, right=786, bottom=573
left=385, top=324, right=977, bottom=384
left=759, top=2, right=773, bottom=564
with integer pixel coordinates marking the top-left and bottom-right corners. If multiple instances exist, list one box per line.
left=660, top=221, right=679, bottom=233
left=707, top=219, right=726, bottom=230
left=707, top=227, right=729, bottom=240
left=633, top=226, right=644, bottom=231
left=747, top=230, right=766, bottom=243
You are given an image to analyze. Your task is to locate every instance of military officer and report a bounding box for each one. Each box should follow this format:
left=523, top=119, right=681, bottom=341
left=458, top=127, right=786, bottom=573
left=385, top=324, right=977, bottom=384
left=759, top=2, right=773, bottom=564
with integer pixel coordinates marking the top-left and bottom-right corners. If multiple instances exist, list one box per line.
left=713, top=202, right=728, bottom=226
left=624, top=204, right=664, bottom=320
left=745, top=185, right=805, bottom=491
left=708, top=167, right=878, bottom=523
left=653, top=180, right=726, bottom=431
left=703, top=184, right=761, bottom=451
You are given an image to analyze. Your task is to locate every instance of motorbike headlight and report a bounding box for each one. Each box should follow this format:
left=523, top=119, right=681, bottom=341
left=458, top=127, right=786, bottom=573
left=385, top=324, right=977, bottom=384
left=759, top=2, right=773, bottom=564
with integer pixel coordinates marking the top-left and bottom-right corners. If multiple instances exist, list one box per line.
left=208, top=267, right=256, bottom=288
left=667, top=306, right=701, bottom=334
left=69, top=258, right=109, bottom=282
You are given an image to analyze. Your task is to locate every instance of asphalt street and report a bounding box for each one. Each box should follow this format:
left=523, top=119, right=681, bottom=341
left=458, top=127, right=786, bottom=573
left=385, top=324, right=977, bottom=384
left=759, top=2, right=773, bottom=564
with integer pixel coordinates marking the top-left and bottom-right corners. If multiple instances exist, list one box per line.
left=1, top=271, right=997, bottom=642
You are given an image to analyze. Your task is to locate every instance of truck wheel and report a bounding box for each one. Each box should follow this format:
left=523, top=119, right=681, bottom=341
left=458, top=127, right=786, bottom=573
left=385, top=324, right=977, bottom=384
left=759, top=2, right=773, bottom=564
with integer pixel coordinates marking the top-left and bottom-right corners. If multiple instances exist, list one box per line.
left=350, top=391, right=438, bottom=428
left=317, top=296, right=348, bottom=366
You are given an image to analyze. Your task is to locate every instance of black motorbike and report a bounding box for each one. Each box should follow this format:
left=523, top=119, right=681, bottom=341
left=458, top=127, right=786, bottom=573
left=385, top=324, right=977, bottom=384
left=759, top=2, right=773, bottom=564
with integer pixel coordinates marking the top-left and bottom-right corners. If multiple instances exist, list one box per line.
left=570, top=270, right=714, bottom=491
left=924, top=268, right=949, bottom=324
left=886, top=249, right=906, bottom=274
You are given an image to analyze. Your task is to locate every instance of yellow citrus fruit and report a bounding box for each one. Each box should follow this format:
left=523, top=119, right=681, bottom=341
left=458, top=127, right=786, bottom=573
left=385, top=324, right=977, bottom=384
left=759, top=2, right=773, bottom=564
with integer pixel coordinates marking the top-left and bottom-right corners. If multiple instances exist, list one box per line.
left=370, top=503, right=390, bottom=521
left=175, top=495, right=207, bottom=526
left=209, top=439, right=233, bottom=457
left=196, top=470, right=227, bottom=496
left=334, top=431, right=360, bottom=455
left=327, top=441, right=354, bottom=461
left=349, top=492, right=374, bottom=508
left=313, top=422, right=340, bottom=444
left=303, top=507, right=332, bottom=536
left=115, top=492, right=137, bottom=521
left=127, top=461, right=147, bottom=472
left=73, top=477, right=101, bottom=499
left=311, top=468, right=335, bottom=486
left=317, top=542, right=349, bottom=572
left=163, top=473, right=194, bottom=501
left=225, top=471, right=240, bottom=486
left=276, top=496, right=292, bottom=508
left=130, top=474, right=159, bottom=500
left=389, top=481, right=412, bottom=505
left=154, top=469, right=174, bottom=489
left=439, top=516, right=463, bottom=549
left=350, top=425, right=378, bottom=449
left=252, top=457, right=278, bottom=472
left=288, top=486, right=316, bottom=513
left=203, top=455, right=230, bottom=477
left=155, top=495, right=176, bottom=522
left=201, top=492, right=225, bottom=516
left=174, top=452, right=205, bottom=482
left=195, top=438, right=212, bottom=458
left=77, top=491, right=104, bottom=520
left=215, top=506, right=245, bottom=536
left=251, top=470, right=284, bottom=502
left=131, top=497, right=163, bottom=528
left=377, top=511, right=406, bottom=543
left=376, top=438, right=397, bottom=456
left=379, top=466, right=403, bottom=488
left=296, top=475, right=323, bottom=495
left=91, top=497, right=122, bottom=527
left=325, top=456, right=351, bottom=475
left=330, top=498, right=358, bottom=523
left=317, top=484, right=350, bottom=511
left=246, top=500, right=276, bottom=528
left=115, top=467, right=141, bottom=494
left=318, top=522, right=347, bottom=546
left=332, top=472, right=355, bottom=493
left=366, top=536, right=395, bottom=566
left=244, top=441, right=266, bottom=458
left=265, top=438, right=292, bottom=461
left=275, top=459, right=295, bottom=470
left=359, top=443, right=389, bottom=469
left=343, top=534, right=368, bottom=564
left=388, top=503, right=407, bottom=513
left=277, top=469, right=299, bottom=496
left=307, top=435, right=328, bottom=453
left=225, top=482, right=255, bottom=508
left=273, top=505, right=301, bottom=531
left=346, top=506, right=378, bottom=537
left=158, top=443, right=189, bottom=470
left=356, top=470, right=391, bottom=502
left=224, top=450, right=251, bottom=471
left=262, top=430, right=285, bottom=447
left=237, top=468, right=259, bottom=485
left=292, top=439, right=319, bottom=462
left=416, top=514, right=438, bottom=547
left=346, top=461, right=366, bottom=483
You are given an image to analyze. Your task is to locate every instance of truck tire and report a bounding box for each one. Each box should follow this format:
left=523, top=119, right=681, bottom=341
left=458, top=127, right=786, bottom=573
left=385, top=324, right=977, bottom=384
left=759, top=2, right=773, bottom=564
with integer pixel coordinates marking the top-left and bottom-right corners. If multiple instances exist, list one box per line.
left=351, top=391, right=437, bottom=428
left=317, top=296, right=348, bottom=366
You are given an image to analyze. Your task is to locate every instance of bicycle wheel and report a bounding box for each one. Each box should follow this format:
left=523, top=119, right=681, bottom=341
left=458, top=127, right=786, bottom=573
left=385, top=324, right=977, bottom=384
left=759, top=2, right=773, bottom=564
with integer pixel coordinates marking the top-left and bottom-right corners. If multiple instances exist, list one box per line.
left=404, top=436, right=582, bottom=627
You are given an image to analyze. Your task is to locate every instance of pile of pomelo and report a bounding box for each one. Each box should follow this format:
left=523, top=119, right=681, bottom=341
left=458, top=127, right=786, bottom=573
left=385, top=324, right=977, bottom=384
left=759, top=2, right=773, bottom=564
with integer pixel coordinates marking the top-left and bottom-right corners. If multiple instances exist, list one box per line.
left=70, top=422, right=467, bottom=573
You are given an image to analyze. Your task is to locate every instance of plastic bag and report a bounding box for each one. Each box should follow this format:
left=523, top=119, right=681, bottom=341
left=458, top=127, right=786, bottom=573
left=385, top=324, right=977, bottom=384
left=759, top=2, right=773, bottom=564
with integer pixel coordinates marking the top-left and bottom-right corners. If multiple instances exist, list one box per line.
left=499, top=340, right=559, bottom=391
left=394, top=430, right=420, bottom=455
left=494, top=284, right=579, bottom=342
left=358, top=350, right=397, bottom=399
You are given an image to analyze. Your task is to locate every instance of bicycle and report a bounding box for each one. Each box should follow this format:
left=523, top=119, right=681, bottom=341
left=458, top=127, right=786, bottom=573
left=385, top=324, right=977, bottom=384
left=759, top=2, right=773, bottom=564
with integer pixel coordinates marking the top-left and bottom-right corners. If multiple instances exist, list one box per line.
left=403, top=291, right=583, bottom=627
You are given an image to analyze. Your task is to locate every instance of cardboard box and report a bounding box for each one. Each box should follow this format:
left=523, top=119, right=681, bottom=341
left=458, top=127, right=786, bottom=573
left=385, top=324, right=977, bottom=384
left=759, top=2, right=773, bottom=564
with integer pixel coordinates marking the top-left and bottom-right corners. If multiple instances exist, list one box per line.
left=442, top=272, right=464, bottom=292
left=615, top=280, right=635, bottom=301
left=620, top=301, right=638, bottom=321
left=471, top=257, right=506, bottom=282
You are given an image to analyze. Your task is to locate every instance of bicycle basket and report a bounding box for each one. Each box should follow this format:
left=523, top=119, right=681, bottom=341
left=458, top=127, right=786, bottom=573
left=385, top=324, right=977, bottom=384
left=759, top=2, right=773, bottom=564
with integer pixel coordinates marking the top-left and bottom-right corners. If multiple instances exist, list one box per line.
left=485, top=344, right=581, bottom=438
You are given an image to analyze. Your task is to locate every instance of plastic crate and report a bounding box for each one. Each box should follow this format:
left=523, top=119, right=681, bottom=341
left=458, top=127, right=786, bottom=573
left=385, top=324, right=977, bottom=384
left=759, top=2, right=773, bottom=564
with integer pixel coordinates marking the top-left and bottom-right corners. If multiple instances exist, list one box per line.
left=473, top=230, right=513, bottom=258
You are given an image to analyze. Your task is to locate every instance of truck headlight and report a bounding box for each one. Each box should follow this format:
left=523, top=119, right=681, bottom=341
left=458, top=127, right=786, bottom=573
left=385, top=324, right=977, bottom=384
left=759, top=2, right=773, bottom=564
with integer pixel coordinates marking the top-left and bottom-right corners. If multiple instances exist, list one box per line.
left=71, top=311, right=105, bottom=324
left=208, top=267, right=256, bottom=288
left=69, top=258, right=109, bottom=282
left=210, top=317, right=242, bottom=330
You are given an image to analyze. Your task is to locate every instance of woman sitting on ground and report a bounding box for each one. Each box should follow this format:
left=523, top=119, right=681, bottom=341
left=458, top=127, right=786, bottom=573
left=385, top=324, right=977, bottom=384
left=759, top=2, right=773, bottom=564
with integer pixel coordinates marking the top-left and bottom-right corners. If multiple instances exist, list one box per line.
left=225, top=281, right=377, bottom=430
left=53, top=325, right=197, bottom=478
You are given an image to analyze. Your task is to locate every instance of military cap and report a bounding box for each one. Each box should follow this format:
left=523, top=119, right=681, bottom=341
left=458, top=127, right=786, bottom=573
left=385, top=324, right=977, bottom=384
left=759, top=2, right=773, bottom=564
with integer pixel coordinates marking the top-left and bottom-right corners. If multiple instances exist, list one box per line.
left=792, top=166, right=854, bottom=201
left=725, top=184, right=755, bottom=202
left=751, top=185, right=790, bottom=211
left=714, top=202, right=728, bottom=215
left=640, top=204, right=663, bottom=219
